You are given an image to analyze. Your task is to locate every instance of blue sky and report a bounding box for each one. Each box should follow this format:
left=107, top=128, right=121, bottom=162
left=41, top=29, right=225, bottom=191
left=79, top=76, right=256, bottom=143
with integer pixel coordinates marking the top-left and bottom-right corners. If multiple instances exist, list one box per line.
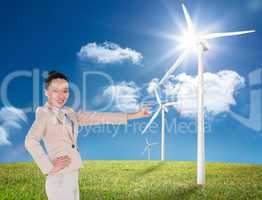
left=0, top=0, right=261, bottom=164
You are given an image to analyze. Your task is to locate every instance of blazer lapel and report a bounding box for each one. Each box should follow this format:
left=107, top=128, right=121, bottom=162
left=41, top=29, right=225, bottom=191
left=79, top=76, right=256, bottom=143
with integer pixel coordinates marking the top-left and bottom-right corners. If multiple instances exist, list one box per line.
left=44, top=102, right=64, bottom=124
left=65, top=115, right=78, bottom=149
left=65, top=108, right=78, bottom=143
left=44, top=102, right=75, bottom=143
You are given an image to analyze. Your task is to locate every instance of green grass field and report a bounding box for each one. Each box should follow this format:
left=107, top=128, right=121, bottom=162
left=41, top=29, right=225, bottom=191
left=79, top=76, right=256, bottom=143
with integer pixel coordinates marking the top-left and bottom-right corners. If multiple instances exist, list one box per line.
left=0, top=161, right=262, bottom=200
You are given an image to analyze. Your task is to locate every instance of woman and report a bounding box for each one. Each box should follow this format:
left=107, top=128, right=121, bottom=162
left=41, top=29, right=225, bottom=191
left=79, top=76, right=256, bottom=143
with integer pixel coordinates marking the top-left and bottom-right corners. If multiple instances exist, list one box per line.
left=25, top=71, right=150, bottom=200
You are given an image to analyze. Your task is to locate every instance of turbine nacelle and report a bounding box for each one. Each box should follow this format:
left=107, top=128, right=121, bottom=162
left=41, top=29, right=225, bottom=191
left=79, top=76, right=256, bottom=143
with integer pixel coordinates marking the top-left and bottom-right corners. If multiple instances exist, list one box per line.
left=179, top=33, right=209, bottom=51
left=162, top=105, right=168, bottom=113
left=200, top=41, right=209, bottom=51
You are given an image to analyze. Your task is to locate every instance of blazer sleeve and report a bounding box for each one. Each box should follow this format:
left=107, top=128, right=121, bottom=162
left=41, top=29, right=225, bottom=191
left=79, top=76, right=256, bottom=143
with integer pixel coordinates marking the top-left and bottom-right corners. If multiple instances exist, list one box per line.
left=75, top=111, right=128, bottom=126
left=24, top=107, right=53, bottom=175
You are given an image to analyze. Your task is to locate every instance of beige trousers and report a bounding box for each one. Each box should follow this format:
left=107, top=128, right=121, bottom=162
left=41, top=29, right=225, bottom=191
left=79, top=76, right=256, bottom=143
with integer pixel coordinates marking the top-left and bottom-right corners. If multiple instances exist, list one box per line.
left=45, top=170, right=79, bottom=200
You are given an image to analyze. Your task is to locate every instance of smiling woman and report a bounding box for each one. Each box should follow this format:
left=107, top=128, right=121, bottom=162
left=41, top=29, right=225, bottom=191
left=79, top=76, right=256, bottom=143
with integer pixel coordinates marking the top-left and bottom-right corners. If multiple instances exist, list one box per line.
left=24, top=70, right=150, bottom=200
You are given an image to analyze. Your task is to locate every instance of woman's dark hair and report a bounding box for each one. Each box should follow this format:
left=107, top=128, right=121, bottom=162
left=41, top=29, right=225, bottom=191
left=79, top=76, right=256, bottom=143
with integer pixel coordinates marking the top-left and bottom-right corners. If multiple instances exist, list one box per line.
left=45, top=71, right=69, bottom=89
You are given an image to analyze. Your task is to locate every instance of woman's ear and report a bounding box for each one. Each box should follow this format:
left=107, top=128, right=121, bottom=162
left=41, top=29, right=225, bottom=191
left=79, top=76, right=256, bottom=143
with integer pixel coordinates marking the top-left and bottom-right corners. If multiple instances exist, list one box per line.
left=44, top=89, right=48, bottom=97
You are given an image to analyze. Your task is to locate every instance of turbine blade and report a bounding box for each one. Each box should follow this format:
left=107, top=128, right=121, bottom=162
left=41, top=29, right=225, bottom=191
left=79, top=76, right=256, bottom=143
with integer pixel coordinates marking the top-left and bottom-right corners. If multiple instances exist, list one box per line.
left=163, top=105, right=168, bottom=113
left=164, top=102, right=178, bottom=107
left=204, top=30, right=255, bottom=39
left=142, top=146, right=149, bottom=155
left=142, top=107, right=161, bottom=134
left=154, top=88, right=162, bottom=106
left=151, top=143, right=158, bottom=145
left=159, top=50, right=188, bottom=85
left=145, top=138, right=149, bottom=145
left=182, top=4, right=194, bottom=32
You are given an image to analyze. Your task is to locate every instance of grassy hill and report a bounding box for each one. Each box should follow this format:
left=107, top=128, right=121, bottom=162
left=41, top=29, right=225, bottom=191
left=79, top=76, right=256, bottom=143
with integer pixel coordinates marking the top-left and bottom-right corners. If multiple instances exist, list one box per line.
left=0, top=161, right=262, bottom=200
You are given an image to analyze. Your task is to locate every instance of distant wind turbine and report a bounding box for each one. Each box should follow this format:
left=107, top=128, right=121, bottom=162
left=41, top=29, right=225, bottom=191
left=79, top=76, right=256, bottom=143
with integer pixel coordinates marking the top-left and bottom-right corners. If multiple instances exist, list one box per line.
left=142, top=82, right=177, bottom=161
left=142, top=138, right=158, bottom=160
left=159, top=3, right=255, bottom=185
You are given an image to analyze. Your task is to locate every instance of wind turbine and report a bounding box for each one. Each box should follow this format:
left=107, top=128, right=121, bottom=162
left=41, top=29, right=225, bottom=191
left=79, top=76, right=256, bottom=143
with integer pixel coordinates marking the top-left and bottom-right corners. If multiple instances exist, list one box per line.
left=159, top=4, right=255, bottom=185
left=142, top=137, right=158, bottom=160
left=142, top=82, right=177, bottom=161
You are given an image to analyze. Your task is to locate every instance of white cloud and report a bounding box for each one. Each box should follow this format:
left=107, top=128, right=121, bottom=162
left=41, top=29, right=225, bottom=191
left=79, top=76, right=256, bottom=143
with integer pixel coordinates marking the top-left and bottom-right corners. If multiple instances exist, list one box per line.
left=163, top=70, right=245, bottom=117
left=0, top=127, right=11, bottom=146
left=0, top=107, right=27, bottom=146
left=77, top=41, right=143, bottom=64
left=103, top=82, right=141, bottom=113
left=147, top=78, right=160, bottom=94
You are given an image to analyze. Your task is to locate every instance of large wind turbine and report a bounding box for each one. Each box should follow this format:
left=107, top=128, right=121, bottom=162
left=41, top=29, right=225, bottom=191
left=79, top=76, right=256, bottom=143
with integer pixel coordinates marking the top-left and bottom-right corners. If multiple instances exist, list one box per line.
left=142, top=138, right=158, bottom=160
left=159, top=4, right=255, bottom=185
left=142, top=83, right=177, bottom=161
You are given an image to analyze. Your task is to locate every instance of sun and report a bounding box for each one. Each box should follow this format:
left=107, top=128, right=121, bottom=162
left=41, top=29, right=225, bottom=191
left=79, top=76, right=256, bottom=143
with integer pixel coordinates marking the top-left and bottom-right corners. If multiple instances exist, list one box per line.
left=176, top=29, right=208, bottom=52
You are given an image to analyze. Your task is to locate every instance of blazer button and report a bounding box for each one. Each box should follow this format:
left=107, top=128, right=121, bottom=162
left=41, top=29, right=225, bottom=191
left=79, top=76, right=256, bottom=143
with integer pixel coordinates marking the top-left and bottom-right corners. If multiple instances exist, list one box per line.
left=72, top=144, right=75, bottom=148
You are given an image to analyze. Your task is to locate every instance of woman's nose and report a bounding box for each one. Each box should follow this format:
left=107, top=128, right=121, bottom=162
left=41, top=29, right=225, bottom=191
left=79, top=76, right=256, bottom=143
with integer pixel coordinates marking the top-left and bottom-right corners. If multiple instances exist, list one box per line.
left=58, top=93, right=64, bottom=98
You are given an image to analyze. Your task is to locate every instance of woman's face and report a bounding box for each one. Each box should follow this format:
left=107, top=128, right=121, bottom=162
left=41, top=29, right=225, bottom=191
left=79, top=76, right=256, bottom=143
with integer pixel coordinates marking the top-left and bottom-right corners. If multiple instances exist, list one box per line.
left=44, top=78, right=69, bottom=108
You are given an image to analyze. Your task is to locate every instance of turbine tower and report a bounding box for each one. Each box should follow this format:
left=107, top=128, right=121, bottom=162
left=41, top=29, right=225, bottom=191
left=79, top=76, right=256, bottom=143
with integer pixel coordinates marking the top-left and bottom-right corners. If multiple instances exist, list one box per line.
left=159, top=4, right=255, bottom=185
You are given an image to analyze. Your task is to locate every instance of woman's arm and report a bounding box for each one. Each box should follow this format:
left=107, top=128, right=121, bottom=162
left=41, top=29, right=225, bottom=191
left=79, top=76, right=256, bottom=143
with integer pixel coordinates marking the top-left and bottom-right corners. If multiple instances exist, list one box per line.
left=25, top=108, right=71, bottom=174
left=75, top=107, right=150, bottom=126
left=24, top=107, right=54, bottom=174
left=127, top=107, right=150, bottom=120
left=76, top=111, right=128, bottom=126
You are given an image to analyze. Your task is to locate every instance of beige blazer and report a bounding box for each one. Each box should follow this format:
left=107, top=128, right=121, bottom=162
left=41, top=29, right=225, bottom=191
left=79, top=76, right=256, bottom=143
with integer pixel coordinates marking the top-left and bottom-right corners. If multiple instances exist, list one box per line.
left=25, top=102, right=128, bottom=175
